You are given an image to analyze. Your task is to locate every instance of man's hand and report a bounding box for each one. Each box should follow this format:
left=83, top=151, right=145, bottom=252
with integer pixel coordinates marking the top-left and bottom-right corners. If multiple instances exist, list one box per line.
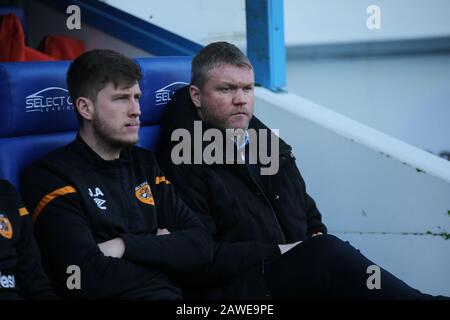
left=278, top=241, right=302, bottom=255
left=98, top=237, right=125, bottom=258
left=156, top=228, right=171, bottom=236
left=311, top=232, right=323, bottom=238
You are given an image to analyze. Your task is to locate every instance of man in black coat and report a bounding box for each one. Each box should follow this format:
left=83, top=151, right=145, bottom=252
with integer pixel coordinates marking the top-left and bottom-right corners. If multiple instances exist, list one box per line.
left=158, top=41, right=439, bottom=299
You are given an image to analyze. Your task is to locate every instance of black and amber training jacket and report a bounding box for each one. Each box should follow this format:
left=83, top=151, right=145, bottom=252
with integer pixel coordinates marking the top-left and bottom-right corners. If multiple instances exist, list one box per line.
left=0, top=180, right=56, bottom=299
left=21, top=135, right=213, bottom=299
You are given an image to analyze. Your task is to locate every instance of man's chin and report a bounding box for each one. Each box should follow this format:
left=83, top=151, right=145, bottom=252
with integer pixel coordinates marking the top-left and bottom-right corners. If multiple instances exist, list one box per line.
left=114, top=136, right=139, bottom=147
left=228, top=123, right=249, bottom=131
left=127, top=137, right=139, bottom=146
left=228, top=117, right=251, bottom=130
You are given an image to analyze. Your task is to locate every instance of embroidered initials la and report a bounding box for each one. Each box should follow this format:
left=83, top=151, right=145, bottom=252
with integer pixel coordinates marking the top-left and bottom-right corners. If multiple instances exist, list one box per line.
left=88, top=187, right=107, bottom=210
left=88, top=187, right=104, bottom=197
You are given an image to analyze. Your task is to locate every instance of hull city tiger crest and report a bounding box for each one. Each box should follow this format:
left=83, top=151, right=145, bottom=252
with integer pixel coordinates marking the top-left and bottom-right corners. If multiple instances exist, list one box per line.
left=135, top=182, right=155, bottom=205
left=0, top=214, right=13, bottom=239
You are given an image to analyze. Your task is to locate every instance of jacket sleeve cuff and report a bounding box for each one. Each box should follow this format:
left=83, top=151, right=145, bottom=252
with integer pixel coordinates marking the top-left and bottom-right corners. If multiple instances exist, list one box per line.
left=121, top=233, right=138, bottom=260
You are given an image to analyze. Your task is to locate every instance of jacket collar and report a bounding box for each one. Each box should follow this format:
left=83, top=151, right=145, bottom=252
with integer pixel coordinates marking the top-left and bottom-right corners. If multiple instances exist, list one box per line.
left=71, top=134, right=132, bottom=168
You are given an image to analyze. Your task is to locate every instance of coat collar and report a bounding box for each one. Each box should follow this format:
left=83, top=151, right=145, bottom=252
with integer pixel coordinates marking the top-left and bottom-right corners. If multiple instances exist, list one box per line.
left=71, top=134, right=132, bottom=169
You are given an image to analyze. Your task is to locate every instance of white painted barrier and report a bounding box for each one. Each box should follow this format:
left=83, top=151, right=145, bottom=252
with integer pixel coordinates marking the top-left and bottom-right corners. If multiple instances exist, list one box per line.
left=255, top=87, right=450, bottom=296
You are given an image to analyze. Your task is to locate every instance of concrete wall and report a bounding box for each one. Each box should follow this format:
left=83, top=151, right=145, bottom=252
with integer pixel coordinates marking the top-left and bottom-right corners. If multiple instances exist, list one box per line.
left=103, top=0, right=450, bottom=47
left=284, top=0, right=450, bottom=45
left=286, top=53, right=450, bottom=158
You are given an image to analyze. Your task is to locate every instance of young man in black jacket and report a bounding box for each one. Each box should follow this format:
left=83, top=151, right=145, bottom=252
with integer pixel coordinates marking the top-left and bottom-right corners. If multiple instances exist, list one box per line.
left=158, top=41, right=440, bottom=299
left=0, top=179, right=56, bottom=299
left=21, top=49, right=213, bottom=299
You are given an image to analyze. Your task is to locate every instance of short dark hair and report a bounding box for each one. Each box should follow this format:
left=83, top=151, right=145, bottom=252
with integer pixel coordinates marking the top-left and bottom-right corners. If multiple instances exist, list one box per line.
left=191, top=42, right=253, bottom=89
left=67, top=49, right=142, bottom=124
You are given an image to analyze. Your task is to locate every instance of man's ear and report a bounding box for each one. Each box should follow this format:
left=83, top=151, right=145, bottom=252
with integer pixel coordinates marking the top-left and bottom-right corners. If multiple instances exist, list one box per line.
left=76, top=97, right=94, bottom=121
left=189, top=85, right=202, bottom=109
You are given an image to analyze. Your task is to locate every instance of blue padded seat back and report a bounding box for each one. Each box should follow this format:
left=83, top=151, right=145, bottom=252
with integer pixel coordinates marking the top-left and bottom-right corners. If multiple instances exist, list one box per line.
left=0, top=132, right=76, bottom=188
left=0, top=61, right=75, bottom=137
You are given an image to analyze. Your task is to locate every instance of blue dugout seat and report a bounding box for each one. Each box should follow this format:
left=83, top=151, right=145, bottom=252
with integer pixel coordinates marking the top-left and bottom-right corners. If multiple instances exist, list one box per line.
left=0, top=56, right=192, bottom=190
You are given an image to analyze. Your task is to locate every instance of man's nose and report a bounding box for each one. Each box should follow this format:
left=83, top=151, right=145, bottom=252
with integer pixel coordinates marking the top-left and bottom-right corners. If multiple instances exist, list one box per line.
left=232, top=89, right=247, bottom=105
left=129, top=99, right=141, bottom=117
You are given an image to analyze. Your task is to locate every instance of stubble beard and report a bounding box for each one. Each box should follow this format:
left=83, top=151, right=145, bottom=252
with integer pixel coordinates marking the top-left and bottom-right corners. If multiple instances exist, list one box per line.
left=92, top=115, right=138, bottom=152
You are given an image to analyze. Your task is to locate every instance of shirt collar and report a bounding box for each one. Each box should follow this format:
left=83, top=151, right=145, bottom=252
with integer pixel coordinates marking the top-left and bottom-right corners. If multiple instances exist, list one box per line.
left=234, top=129, right=250, bottom=149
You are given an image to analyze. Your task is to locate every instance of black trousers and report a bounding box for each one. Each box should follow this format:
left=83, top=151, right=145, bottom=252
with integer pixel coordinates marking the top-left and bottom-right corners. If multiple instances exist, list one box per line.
left=263, top=234, right=438, bottom=299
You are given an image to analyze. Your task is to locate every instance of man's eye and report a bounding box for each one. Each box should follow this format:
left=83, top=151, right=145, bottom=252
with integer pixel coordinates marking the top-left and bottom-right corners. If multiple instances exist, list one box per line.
left=244, top=87, right=254, bottom=92
left=219, top=87, right=230, bottom=93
